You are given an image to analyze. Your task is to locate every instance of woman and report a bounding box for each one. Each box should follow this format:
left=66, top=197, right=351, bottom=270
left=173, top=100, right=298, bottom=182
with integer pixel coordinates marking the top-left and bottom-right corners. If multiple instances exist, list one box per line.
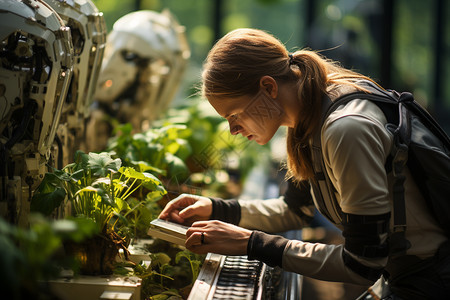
left=159, top=28, right=449, bottom=299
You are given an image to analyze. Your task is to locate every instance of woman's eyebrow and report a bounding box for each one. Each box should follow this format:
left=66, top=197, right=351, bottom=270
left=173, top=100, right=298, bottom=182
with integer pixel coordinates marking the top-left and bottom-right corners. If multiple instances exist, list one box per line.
left=224, top=113, right=239, bottom=121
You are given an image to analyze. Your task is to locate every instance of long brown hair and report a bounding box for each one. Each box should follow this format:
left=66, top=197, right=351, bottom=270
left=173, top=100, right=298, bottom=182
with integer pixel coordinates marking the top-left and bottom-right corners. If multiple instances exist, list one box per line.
left=202, top=28, right=375, bottom=182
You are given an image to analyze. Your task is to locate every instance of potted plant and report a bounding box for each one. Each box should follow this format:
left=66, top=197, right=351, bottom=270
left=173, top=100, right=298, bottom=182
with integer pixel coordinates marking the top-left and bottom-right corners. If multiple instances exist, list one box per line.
left=31, top=151, right=166, bottom=275
left=116, top=241, right=205, bottom=300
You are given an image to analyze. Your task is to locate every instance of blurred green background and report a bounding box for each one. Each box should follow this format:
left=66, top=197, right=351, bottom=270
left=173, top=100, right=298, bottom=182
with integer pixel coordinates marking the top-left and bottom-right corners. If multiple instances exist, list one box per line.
left=92, top=0, right=450, bottom=132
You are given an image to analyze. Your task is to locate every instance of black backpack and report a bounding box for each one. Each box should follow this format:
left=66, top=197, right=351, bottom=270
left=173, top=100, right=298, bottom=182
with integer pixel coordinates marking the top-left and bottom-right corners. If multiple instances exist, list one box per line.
left=310, top=81, right=450, bottom=254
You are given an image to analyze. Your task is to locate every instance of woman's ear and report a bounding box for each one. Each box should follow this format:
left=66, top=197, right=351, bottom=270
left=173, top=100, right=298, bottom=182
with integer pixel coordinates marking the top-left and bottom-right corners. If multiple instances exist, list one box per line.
left=259, top=76, right=278, bottom=99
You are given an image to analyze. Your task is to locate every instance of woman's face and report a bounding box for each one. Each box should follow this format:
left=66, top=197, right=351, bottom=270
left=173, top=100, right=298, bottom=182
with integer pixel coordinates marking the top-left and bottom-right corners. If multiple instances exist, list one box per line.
left=208, top=89, right=285, bottom=145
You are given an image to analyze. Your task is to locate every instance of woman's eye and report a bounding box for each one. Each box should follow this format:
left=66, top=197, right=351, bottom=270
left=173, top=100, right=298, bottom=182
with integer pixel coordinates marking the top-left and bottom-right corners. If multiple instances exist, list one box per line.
left=226, top=113, right=239, bottom=123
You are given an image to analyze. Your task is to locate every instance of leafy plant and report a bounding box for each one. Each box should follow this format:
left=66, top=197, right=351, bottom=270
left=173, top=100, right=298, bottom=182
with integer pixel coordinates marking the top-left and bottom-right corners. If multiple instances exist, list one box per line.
left=107, top=123, right=192, bottom=182
left=31, top=151, right=167, bottom=274
left=123, top=195, right=162, bottom=239
left=175, top=250, right=203, bottom=285
left=123, top=241, right=205, bottom=300
left=32, top=151, right=166, bottom=232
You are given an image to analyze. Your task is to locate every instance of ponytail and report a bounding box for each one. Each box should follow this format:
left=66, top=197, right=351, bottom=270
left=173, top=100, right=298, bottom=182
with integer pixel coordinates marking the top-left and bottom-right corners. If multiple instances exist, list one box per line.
left=286, top=50, right=374, bottom=182
left=286, top=51, right=328, bottom=181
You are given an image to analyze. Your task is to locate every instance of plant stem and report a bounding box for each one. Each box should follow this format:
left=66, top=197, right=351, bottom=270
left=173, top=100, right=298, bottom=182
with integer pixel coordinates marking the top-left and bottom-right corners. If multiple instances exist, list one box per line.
left=110, top=170, right=114, bottom=204
left=121, top=179, right=140, bottom=200
left=118, top=177, right=131, bottom=199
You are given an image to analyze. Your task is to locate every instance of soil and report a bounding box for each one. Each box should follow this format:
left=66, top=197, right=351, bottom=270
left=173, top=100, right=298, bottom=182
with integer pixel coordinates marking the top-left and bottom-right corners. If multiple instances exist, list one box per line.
left=64, top=230, right=129, bottom=275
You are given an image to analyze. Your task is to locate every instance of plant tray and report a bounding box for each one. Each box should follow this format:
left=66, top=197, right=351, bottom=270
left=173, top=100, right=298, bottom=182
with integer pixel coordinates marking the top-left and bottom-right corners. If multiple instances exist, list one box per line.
left=49, top=275, right=142, bottom=300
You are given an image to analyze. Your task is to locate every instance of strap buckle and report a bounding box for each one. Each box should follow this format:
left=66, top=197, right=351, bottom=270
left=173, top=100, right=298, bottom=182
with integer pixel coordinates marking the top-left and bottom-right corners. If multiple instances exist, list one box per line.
left=392, top=143, right=408, bottom=178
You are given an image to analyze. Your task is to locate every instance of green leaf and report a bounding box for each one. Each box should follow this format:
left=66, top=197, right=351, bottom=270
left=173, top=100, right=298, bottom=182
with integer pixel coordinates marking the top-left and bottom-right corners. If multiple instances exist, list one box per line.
left=145, top=185, right=167, bottom=201
left=73, top=150, right=90, bottom=171
left=159, top=124, right=188, bottom=139
left=92, top=177, right=112, bottom=186
left=165, top=141, right=180, bottom=155
left=131, top=161, right=166, bottom=176
left=142, top=172, right=162, bottom=183
left=119, top=167, right=148, bottom=180
left=112, top=178, right=128, bottom=195
left=165, top=154, right=189, bottom=181
left=149, top=294, right=169, bottom=300
left=88, top=152, right=122, bottom=177
left=119, top=167, right=164, bottom=188
left=33, top=172, right=64, bottom=194
left=30, top=187, right=66, bottom=215
left=97, top=188, right=115, bottom=208
left=142, top=180, right=165, bottom=193
left=75, top=186, right=114, bottom=209
left=70, top=169, right=85, bottom=182
left=75, top=186, right=101, bottom=194
left=132, top=142, right=163, bottom=163
left=175, top=250, right=191, bottom=265
left=175, top=250, right=203, bottom=284
left=115, top=197, right=130, bottom=212
left=48, top=169, right=72, bottom=183
left=150, top=253, right=171, bottom=268
left=174, top=139, right=192, bottom=160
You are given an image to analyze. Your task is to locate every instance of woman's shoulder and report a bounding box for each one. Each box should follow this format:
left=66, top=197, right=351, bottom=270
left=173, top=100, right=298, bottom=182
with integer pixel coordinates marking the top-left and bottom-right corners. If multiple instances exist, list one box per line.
left=321, top=97, right=393, bottom=156
left=325, top=97, right=388, bottom=130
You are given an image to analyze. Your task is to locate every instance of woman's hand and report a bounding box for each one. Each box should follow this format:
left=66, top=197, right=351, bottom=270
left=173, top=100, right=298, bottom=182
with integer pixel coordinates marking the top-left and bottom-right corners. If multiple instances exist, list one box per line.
left=185, top=220, right=252, bottom=255
left=158, top=193, right=213, bottom=225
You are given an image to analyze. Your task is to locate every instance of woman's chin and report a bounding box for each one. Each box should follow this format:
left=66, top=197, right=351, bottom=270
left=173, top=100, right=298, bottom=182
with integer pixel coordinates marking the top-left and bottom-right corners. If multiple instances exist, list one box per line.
left=253, top=136, right=269, bottom=145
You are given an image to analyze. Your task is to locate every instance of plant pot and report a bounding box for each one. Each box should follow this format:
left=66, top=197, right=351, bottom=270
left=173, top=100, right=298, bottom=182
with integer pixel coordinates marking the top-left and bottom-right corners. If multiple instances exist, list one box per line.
left=64, top=234, right=119, bottom=275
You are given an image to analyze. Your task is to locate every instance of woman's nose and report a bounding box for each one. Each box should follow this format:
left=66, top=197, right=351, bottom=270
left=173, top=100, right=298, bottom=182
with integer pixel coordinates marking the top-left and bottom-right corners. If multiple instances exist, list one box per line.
left=229, top=124, right=242, bottom=135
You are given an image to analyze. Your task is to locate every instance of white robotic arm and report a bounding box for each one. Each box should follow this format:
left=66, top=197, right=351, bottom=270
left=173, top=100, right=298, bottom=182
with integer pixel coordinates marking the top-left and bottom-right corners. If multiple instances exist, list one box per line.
left=44, top=0, right=106, bottom=167
left=0, top=0, right=73, bottom=224
left=45, top=0, right=106, bottom=119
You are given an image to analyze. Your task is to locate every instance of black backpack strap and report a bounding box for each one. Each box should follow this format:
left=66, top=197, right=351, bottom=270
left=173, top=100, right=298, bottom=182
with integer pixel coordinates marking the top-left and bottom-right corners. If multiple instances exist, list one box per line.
left=314, top=82, right=412, bottom=256
left=387, top=92, right=413, bottom=256
left=310, top=95, right=344, bottom=224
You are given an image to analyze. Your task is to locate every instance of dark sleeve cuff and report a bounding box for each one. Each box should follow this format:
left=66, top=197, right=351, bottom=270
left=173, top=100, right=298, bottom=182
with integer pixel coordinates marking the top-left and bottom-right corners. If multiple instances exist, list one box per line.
left=247, top=231, right=289, bottom=267
left=283, top=179, right=315, bottom=224
left=209, top=197, right=241, bottom=225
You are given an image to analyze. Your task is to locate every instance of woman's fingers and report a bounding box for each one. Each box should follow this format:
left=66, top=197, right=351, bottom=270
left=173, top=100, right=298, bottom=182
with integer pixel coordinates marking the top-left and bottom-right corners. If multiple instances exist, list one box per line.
left=185, top=231, right=214, bottom=254
left=178, top=200, right=207, bottom=219
left=185, top=220, right=252, bottom=256
left=159, top=193, right=196, bottom=220
left=159, top=194, right=213, bottom=224
left=168, top=210, right=184, bottom=224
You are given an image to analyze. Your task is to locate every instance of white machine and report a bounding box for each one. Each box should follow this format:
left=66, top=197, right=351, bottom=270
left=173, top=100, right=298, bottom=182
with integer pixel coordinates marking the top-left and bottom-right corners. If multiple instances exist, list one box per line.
left=0, top=0, right=74, bottom=225
left=86, top=9, right=190, bottom=152
left=44, top=0, right=106, bottom=167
